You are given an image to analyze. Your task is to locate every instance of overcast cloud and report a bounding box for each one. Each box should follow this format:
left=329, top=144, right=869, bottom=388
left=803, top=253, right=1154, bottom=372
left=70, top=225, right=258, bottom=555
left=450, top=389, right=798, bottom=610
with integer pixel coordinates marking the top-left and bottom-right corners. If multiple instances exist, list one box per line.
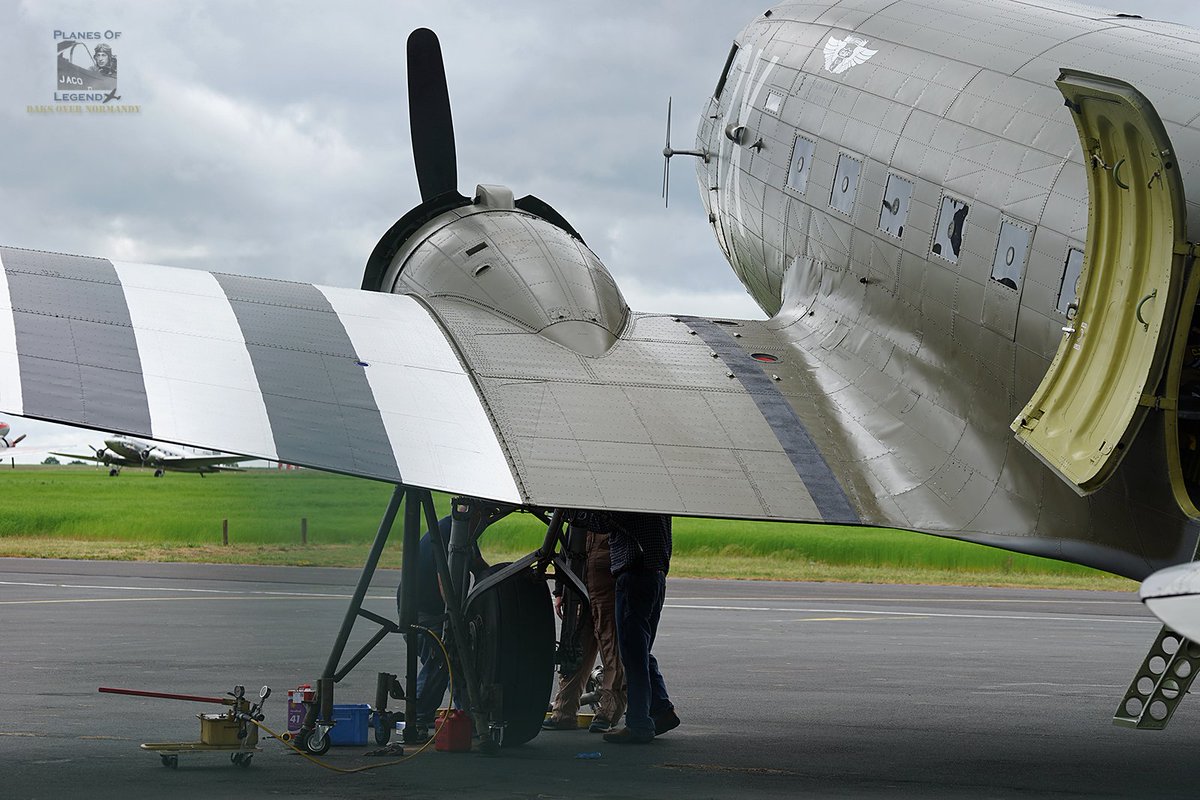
left=0, top=0, right=1197, bottom=455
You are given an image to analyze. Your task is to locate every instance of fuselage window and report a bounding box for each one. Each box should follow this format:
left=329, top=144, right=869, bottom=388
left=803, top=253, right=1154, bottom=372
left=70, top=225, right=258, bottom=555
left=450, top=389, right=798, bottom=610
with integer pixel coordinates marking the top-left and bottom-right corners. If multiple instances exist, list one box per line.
left=1057, top=247, right=1085, bottom=317
left=715, top=43, right=739, bottom=99
left=990, top=219, right=1033, bottom=291
left=931, top=195, right=969, bottom=264
left=829, top=153, right=861, bottom=216
left=879, top=174, right=912, bottom=238
left=786, top=135, right=816, bottom=195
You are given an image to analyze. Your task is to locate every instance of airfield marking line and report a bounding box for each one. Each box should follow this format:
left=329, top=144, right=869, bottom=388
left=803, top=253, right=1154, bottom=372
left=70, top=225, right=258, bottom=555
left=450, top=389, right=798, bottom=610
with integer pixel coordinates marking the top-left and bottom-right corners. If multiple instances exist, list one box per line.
left=979, top=682, right=1123, bottom=689
left=665, top=604, right=1157, bottom=624
left=0, top=580, right=233, bottom=594
left=0, top=595, right=357, bottom=606
left=248, top=590, right=387, bottom=598
left=791, top=615, right=930, bottom=622
left=0, top=580, right=396, bottom=601
left=969, top=690, right=1115, bottom=699
left=669, top=596, right=1136, bottom=605
left=786, top=616, right=922, bottom=622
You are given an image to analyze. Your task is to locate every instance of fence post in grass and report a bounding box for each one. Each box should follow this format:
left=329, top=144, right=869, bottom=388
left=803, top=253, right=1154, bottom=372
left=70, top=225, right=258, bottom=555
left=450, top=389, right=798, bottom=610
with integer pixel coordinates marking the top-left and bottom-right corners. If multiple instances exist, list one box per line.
left=222, top=519, right=229, bottom=546
left=301, top=517, right=308, bottom=545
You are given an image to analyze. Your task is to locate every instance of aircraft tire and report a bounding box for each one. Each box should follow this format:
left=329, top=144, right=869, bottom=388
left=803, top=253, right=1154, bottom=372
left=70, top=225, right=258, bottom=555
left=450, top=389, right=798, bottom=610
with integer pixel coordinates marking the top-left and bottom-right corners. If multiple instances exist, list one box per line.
left=465, top=564, right=554, bottom=747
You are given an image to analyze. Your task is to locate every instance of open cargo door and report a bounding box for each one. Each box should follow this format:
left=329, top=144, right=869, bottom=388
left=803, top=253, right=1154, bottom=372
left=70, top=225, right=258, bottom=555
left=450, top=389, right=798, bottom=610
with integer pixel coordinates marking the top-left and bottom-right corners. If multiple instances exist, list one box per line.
left=1012, top=70, right=1189, bottom=495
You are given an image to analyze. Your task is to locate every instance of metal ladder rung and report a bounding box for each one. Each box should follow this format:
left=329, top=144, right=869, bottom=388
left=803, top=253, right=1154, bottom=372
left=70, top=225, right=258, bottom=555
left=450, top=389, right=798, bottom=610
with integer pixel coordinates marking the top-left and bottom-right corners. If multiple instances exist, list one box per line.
left=1113, top=625, right=1200, bottom=729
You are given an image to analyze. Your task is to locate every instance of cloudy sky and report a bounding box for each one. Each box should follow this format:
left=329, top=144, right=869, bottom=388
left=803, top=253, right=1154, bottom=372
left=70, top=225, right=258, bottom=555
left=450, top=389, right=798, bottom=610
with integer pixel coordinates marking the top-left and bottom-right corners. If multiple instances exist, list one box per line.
left=0, top=0, right=1198, bottom=457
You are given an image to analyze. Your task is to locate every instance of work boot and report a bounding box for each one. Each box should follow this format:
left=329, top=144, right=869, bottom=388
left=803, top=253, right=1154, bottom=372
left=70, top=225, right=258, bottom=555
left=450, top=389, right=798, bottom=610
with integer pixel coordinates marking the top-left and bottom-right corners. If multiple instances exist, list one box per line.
left=653, top=708, right=680, bottom=735
left=588, top=716, right=612, bottom=733
left=541, top=716, right=578, bottom=731
left=602, top=726, right=654, bottom=744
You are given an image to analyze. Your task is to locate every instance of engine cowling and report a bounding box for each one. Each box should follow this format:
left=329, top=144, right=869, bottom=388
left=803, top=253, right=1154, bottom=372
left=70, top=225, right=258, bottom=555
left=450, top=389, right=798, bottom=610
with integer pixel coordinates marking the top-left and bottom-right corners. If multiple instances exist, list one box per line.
left=380, top=185, right=628, bottom=357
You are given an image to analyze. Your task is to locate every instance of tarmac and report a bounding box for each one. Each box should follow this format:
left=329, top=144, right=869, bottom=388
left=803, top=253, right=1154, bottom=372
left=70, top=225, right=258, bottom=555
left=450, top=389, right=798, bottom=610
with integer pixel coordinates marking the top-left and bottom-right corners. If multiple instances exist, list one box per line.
left=3, top=557, right=1198, bottom=798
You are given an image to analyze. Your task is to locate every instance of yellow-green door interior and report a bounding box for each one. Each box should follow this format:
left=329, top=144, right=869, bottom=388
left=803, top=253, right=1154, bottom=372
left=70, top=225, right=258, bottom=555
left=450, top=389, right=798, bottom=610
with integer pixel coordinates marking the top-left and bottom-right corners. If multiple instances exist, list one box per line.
left=1012, top=70, right=1188, bottom=495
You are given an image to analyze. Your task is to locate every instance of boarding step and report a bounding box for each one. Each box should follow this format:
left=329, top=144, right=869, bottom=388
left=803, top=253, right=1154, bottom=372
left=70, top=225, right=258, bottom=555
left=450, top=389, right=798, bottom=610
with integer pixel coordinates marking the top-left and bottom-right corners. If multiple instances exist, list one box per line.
left=1114, top=625, right=1200, bottom=729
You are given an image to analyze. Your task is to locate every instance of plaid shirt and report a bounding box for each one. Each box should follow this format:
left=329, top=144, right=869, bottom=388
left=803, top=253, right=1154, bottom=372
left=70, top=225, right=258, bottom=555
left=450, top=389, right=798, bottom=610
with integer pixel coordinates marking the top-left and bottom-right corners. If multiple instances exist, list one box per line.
left=572, top=511, right=671, bottom=575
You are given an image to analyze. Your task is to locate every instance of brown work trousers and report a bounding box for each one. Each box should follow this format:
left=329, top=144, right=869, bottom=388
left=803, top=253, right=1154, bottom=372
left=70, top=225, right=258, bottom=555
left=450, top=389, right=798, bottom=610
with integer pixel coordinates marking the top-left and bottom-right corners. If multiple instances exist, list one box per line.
left=548, top=531, right=626, bottom=725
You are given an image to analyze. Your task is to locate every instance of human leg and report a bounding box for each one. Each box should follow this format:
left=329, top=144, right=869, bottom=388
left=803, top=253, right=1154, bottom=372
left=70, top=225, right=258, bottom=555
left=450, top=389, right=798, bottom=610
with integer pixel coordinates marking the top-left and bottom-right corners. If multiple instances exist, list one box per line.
left=645, top=571, right=672, bottom=718
left=612, top=570, right=658, bottom=738
left=588, top=535, right=625, bottom=726
left=545, top=607, right=597, bottom=727
left=414, top=614, right=449, bottom=726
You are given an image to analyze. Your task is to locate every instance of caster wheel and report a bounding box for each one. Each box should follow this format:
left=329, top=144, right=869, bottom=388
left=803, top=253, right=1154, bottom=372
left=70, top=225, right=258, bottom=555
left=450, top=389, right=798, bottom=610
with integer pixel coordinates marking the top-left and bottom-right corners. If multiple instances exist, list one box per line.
left=231, top=752, right=252, bottom=767
left=374, top=713, right=392, bottom=746
left=300, top=728, right=331, bottom=756
left=160, top=754, right=178, bottom=769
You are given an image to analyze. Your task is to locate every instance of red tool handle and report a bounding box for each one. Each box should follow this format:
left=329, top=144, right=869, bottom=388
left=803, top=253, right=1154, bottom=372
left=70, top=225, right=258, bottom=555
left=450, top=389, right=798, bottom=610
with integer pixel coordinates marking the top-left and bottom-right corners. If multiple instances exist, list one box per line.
left=99, top=687, right=229, bottom=704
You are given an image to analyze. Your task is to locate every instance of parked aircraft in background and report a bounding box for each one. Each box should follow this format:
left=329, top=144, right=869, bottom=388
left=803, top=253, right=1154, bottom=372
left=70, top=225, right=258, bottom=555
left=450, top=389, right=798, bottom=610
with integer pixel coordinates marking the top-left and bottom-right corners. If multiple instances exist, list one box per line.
left=6, top=0, right=1200, bottom=745
left=0, top=420, right=26, bottom=450
left=52, top=436, right=251, bottom=477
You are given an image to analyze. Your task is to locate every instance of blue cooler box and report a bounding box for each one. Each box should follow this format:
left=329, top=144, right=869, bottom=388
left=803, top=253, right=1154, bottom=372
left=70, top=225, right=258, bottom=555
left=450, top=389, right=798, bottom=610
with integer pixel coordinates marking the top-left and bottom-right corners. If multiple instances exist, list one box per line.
left=329, top=703, right=370, bottom=746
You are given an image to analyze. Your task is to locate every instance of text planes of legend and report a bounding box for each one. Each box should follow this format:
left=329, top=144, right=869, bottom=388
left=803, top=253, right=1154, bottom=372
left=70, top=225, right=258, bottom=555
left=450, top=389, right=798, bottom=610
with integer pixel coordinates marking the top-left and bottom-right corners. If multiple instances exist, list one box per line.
left=7, top=0, right=1200, bottom=745
left=51, top=436, right=252, bottom=478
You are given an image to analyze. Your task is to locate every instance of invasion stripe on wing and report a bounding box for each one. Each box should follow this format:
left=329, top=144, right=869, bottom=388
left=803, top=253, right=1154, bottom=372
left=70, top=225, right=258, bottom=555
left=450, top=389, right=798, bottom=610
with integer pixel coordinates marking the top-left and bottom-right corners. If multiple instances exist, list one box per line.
left=1, top=248, right=151, bottom=435
left=0, top=252, right=24, bottom=415
left=0, top=247, right=523, bottom=500
left=317, top=287, right=522, bottom=503
left=112, top=262, right=278, bottom=461
left=212, top=274, right=402, bottom=482
left=682, top=317, right=859, bottom=524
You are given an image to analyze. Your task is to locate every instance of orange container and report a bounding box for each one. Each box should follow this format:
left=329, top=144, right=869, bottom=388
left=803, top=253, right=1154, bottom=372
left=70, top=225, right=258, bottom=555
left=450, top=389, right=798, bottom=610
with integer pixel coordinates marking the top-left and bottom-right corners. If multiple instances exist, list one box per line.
left=434, top=710, right=472, bottom=752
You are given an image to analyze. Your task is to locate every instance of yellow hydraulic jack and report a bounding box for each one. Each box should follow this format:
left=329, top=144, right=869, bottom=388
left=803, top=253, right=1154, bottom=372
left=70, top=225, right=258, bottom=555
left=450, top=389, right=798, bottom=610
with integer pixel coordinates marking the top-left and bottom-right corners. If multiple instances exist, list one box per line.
left=99, top=684, right=271, bottom=769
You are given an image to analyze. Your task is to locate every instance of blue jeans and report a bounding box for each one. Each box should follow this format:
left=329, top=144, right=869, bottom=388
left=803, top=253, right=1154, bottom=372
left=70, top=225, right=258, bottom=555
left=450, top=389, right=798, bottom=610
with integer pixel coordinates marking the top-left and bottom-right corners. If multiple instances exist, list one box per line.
left=615, top=570, right=671, bottom=736
left=414, top=612, right=450, bottom=726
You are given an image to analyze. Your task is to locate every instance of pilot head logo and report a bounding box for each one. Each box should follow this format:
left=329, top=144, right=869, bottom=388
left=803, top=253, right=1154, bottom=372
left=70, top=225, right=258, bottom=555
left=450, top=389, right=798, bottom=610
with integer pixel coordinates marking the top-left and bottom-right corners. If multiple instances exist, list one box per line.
left=823, top=35, right=878, bottom=75
left=56, top=38, right=118, bottom=93
left=93, top=43, right=117, bottom=78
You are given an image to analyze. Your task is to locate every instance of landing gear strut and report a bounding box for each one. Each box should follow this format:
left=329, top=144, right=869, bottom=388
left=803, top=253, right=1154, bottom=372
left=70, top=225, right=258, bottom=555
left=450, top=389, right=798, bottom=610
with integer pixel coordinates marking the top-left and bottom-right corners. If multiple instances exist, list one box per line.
left=298, top=487, right=566, bottom=751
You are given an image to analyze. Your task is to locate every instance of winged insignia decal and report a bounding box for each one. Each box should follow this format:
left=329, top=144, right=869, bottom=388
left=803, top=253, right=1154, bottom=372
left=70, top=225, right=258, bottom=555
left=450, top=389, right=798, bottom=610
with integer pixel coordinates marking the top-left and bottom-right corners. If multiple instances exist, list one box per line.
left=823, top=35, right=878, bottom=75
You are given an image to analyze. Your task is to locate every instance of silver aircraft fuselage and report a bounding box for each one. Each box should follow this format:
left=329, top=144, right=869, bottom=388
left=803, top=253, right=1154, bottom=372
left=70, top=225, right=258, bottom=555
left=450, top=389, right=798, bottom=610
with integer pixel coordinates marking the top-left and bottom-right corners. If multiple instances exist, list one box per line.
left=696, top=0, right=1200, bottom=577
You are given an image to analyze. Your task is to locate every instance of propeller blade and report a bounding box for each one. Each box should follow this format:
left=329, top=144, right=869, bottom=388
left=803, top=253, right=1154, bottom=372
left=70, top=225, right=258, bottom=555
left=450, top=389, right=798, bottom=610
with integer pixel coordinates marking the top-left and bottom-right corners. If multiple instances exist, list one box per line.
left=664, top=157, right=671, bottom=209
left=407, top=28, right=458, bottom=201
left=662, top=97, right=673, bottom=208
left=665, top=96, right=672, bottom=149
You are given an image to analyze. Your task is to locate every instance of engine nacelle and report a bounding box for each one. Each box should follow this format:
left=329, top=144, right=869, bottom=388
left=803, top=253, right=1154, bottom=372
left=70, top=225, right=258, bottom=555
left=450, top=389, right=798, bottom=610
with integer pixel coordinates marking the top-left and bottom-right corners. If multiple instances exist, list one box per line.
left=379, top=185, right=628, bottom=357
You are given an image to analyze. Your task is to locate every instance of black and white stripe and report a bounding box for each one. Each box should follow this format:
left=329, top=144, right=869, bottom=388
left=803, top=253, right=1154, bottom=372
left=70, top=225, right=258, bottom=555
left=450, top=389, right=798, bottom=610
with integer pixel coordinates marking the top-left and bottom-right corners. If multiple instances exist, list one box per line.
left=0, top=247, right=522, bottom=502
left=682, top=316, right=860, bottom=524
left=3, top=249, right=152, bottom=435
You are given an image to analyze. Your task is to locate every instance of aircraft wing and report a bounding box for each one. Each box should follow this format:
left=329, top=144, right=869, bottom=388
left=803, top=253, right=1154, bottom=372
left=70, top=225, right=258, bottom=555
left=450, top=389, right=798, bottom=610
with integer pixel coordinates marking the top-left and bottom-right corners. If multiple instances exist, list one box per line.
left=49, top=452, right=108, bottom=463
left=0, top=249, right=519, bottom=502
left=0, top=245, right=1190, bottom=578
left=155, top=454, right=252, bottom=469
left=0, top=247, right=868, bottom=523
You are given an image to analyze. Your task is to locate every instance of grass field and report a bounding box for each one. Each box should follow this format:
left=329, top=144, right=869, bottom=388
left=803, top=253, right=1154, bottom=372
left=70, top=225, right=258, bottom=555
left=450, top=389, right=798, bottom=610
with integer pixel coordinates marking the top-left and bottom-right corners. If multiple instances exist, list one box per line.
left=0, top=466, right=1135, bottom=590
